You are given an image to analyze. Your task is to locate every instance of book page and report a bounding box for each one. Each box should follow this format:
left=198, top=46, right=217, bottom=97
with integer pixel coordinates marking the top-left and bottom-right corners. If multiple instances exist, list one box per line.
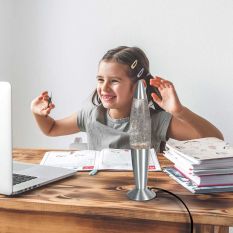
left=149, top=149, right=161, bottom=171
left=40, top=150, right=99, bottom=171
left=98, top=148, right=161, bottom=171
left=40, top=149, right=161, bottom=172
left=99, top=149, right=132, bottom=170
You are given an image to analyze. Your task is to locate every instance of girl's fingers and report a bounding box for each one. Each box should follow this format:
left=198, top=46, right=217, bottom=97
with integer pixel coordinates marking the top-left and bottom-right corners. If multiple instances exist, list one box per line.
left=48, top=103, right=55, bottom=109
left=150, top=76, right=165, bottom=84
left=41, top=91, right=48, bottom=96
left=151, top=76, right=162, bottom=80
left=151, top=93, right=162, bottom=105
left=150, top=79, right=160, bottom=86
left=41, top=91, right=50, bottom=100
left=46, top=108, right=51, bottom=115
left=37, top=91, right=48, bottom=101
left=150, top=78, right=172, bottom=88
left=42, top=101, right=55, bottom=108
left=154, top=76, right=165, bottom=81
left=36, top=95, right=49, bottom=103
left=165, top=83, right=171, bottom=88
left=43, top=96, right=50, bottom=101
left=37, top=96, right=43, bottom=101
left=46, top=104, right=55, bottom=114
left=40, top=107, right=51, bottom=117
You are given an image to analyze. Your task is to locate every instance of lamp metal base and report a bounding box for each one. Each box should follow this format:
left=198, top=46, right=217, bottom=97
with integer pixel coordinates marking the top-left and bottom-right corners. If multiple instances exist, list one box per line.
left=127, top=188, right=156, bottom=201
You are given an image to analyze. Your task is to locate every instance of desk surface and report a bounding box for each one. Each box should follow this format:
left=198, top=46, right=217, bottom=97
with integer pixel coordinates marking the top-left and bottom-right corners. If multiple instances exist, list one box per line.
left=0, top=148, right=233, bottom=233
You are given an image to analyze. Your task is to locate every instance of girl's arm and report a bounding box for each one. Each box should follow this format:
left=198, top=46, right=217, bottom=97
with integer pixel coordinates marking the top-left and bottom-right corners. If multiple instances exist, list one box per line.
left=167, top=106, right=223, bottom=140
left=150, top=77, right=224, bottom=140
left=31, top=91, right=80, bottom=136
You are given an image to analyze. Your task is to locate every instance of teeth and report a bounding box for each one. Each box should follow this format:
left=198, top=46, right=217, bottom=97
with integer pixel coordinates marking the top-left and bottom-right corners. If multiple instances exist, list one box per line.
left=102, top=95, right=114, bottom=100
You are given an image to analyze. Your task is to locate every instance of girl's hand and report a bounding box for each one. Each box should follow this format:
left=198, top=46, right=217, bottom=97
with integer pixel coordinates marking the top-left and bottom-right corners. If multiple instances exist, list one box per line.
left=30, top=91, right=55, bottom=116
left=150, top=76, right=184, bottom=116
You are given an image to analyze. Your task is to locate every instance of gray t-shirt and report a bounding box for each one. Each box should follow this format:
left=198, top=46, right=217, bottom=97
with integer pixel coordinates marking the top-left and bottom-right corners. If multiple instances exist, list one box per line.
left=77, top=104, right=172, bottom=151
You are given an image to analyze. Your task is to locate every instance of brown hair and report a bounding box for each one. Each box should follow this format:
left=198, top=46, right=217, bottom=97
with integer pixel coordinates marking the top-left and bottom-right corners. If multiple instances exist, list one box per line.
left=92, top=46, right=150, bottom=105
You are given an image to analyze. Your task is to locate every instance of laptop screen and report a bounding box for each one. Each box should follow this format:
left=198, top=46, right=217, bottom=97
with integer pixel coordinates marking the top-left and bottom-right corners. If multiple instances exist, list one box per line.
left=0, top=81, right=13, bottom=195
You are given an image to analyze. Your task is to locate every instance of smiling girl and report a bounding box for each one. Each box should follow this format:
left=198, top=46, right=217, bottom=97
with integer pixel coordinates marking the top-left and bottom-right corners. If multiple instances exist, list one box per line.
left=31, top=46, right=223, bottom=151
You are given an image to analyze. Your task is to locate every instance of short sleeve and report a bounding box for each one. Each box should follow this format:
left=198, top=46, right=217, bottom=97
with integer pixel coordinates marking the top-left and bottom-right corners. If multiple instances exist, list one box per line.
left=151, top=109, right=172, bottom=142
left=77, top=104, right=95, bottom=132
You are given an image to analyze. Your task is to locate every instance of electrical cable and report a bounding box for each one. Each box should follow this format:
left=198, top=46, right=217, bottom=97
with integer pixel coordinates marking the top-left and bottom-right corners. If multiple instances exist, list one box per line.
left=149, top=187, right=193, bottom=233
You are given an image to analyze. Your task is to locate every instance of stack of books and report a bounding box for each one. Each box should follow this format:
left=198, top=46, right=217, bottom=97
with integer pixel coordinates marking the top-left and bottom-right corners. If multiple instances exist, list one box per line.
left=163, top=137, right=233, bottom=194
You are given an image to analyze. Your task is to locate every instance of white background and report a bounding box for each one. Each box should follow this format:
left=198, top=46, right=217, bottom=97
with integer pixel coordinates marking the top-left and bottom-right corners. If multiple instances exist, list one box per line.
left=1, top=0, right=233, bottom=149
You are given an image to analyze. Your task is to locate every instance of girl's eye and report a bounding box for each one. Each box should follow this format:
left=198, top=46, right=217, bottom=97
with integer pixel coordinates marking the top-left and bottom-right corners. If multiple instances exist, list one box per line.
left=97, top=78, right=104, bottom=82
left=112, top=80, right=119, bottom=83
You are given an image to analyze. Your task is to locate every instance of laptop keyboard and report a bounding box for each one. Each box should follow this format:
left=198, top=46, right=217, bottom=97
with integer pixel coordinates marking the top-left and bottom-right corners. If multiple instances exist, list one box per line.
left=13, top=173, right=37, bottom=185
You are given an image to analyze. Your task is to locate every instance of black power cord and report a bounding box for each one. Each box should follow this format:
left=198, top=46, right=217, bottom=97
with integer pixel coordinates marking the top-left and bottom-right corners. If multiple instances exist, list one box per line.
left=149, top=187, right=193, bottom=233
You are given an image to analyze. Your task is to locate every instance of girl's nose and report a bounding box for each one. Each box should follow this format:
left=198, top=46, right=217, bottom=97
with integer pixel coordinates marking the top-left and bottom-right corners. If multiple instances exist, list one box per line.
left=102, top=81, right=110, bottom=91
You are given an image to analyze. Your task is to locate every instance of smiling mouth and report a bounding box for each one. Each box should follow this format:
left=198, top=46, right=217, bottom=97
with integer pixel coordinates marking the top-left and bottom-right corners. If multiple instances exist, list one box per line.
left=101, top=95, right=116, bottom=101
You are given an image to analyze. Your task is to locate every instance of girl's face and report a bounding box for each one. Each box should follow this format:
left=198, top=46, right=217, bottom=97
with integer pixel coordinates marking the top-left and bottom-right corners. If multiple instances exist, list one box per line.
left=97, top=61, right=135, bottom=118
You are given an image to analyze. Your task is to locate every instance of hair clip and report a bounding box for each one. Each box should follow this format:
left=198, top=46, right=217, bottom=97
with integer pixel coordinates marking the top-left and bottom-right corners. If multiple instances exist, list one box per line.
left=131, top=60, right=138, bottom=69
left=137, top=68, right=144, bottom=78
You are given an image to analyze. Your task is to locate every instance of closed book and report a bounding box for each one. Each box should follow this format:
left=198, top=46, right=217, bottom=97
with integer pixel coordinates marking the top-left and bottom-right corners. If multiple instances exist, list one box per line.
left=164, top=150, right=233, bottom=175
left=163, top=167, right=233, bottom=194
left=192, top=167, right=233, bottom=176
left=163, top=149, right=233, bottom=171
left=174, top=165, right=233, bottom=187
left=166, top=137, right=233, bottom=165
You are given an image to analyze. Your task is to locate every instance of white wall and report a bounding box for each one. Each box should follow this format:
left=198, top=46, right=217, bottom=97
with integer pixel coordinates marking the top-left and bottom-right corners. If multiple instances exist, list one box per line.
left=2, top=0, right=233, bottom=148
left=0, top=0, right=13, bottom=83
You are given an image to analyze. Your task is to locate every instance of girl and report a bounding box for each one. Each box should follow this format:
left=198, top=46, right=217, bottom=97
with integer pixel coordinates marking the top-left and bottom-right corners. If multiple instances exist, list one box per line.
left=31, top=46, right=223, bottom=151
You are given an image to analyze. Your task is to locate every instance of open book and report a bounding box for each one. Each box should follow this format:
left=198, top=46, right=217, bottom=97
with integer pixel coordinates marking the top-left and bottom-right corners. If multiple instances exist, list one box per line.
left=40, top=148, right=161, bottom=172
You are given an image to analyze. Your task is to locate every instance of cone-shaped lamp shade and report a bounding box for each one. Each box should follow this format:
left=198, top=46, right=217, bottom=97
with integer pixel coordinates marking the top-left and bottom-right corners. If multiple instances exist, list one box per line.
left=129, top=79, right=151, bottom=149
left=134, top=79, right=147, bottom=100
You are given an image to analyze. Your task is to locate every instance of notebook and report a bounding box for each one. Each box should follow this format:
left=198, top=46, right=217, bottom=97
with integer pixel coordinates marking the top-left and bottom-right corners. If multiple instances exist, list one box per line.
left=0, top=81, right=76, bottom=195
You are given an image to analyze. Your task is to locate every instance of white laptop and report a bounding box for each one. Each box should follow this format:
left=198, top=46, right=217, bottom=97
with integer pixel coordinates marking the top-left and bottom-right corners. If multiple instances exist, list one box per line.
left=0, top=81, right=76, bottom=195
